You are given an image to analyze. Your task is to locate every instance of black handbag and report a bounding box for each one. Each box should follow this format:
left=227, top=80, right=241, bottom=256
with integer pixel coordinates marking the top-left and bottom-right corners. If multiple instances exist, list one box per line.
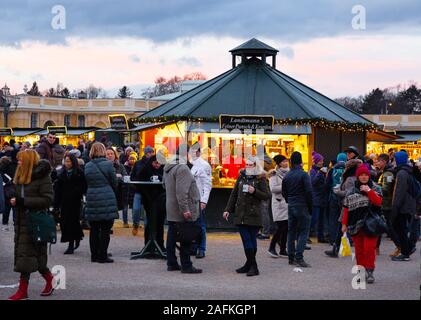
left=174, top=221, right=202, bottom=243
left=2, top=174, right=16, bottom=199
left=363, top=210, right=388, bottom=236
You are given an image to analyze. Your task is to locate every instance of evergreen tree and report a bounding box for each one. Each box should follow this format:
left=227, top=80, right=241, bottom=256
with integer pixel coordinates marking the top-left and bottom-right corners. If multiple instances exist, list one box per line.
left=117, top=86, right=133, bottom=98
left=27, top=81, right=41, bottom=96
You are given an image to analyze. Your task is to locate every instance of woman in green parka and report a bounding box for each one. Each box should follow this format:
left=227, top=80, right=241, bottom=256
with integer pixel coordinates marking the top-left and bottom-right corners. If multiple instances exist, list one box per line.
left=8, top=149, right=54, bottom=300
left=223, top=156, right=271, bottom=276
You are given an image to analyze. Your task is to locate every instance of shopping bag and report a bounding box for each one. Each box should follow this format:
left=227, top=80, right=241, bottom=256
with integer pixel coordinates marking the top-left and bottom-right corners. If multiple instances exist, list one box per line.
left=339, top=232, right=352, bottom=257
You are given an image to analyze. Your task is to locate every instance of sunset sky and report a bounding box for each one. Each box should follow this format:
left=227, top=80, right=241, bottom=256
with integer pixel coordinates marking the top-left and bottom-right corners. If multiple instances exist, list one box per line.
left=1, top=0, right=421, bottom=98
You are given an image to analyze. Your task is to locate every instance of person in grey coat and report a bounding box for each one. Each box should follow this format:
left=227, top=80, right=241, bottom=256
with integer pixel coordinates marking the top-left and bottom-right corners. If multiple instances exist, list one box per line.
left=84, top=142, right=118, bottom=263
left=163, top=144, right=202, bottom=274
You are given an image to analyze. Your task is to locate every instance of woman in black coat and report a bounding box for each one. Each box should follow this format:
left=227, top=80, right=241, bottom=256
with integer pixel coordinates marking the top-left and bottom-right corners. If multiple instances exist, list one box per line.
left=54, top=154, right=87, bottom=254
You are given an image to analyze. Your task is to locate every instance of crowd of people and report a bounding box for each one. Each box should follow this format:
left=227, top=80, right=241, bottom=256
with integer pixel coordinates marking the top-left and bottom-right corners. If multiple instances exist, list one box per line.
left=0, top=134, right=419, bottom=300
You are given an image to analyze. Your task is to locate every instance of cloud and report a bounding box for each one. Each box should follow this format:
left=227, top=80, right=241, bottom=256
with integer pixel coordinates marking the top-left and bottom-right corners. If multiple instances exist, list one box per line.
left=129, top=54, right=140, bottom=63
left=176, top=56, right=202, bottom=67
left=279, top=46, right=294, bottom=59
left=1, top=0, right=420, bottom=46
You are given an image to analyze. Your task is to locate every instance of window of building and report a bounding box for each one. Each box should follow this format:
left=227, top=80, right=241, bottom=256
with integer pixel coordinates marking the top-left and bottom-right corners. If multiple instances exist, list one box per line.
left=30, top=113, right=38, bottom=128
left=78, top=115, right=85, bottom=127
left=64, top=114, right=71, bottom=127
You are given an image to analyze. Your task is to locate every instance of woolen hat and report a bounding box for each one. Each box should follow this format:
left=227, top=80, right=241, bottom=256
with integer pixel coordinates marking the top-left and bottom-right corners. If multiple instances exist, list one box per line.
left=312, top=151, right=323, bottom=164
left=355, top=164, right=370, bottom=177
left=143, top=146, right=154, bottom=154
left=394, top=151, right=408, bottom=167
left=337, top=153, right=347, bottom=163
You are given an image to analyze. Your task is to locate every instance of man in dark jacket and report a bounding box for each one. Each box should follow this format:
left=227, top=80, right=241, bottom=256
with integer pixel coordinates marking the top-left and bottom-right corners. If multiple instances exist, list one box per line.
left=375, top=153, right=400, bottom=256
left=282, top=151, right=313, bottom=267
left=36, top=134, right=65, bottom=169
left=130, top=146, right=154, bottom=234
left=391, top=151, right=416, bottom=261
left=137, top=155, right=166, bottom=250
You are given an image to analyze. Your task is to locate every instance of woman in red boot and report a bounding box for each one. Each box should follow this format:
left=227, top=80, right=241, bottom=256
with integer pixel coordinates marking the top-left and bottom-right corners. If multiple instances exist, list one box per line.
left=8, top=149, right=55, bottom=300
left=342, top=164, right=382, bottom=284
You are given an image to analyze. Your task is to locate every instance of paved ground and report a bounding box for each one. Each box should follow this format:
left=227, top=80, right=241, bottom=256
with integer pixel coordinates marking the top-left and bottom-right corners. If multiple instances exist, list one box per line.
left=0, top=221, right=419, bottom=300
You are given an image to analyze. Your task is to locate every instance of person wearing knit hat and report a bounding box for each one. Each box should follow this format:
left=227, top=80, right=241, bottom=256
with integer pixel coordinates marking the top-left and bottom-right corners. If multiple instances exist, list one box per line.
left=144, top=145, right=154, bottom=157
left=394, top=151, right=408, bottom=167
left=391, top=151, right=417, bottom=262
left=312, top=151, right=324, bottom=166
left=337, top=152, right=347, bottom=164
left=341, top=164, right=383, bottom=283
left=281, top=151, right=313, bottom=267
left=310, top=151, right=328, bottom=244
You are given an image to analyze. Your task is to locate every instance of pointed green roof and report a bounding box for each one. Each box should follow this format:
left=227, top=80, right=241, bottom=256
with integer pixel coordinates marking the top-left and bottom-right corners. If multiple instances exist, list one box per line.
left=230, top=38, right=279, bottom=54
left=134, top=39, right=376, bottom=131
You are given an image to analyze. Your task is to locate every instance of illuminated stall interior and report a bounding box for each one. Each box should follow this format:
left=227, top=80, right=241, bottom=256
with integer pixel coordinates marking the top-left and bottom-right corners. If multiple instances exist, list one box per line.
left=0, top=128, right=43, bottom=145
left=138, top=121, right=310, bottom=188
left=367, top=131, right=421, bottom=160
left=35, top=127, right=97, bottom=146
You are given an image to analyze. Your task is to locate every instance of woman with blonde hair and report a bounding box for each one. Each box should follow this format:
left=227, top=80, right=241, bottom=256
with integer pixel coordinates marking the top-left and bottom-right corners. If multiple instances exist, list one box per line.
left=84, top=142, right=118, bottom=263
left=223, top=156, right=271, bottom=276
left=8, top=149, right=54, bottom=300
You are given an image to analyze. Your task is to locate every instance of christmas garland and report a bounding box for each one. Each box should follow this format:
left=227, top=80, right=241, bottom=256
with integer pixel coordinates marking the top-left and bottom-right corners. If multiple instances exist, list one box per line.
left=128, top=115, right=378, bottom=132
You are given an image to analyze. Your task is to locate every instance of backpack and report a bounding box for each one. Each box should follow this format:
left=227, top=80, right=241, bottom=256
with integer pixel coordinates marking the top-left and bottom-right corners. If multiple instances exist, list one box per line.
left=332, top=167, right=344, bottom=188
left=409, top=176, right=421, bottom=215
left=410, top=175, right=421, bottom=200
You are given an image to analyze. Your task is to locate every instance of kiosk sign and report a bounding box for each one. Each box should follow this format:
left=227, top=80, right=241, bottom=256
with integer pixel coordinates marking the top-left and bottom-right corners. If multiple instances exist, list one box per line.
left=109, top=114, right=129, bottom=130
left=47, top=126, right=67, bottom=135
left=219, top=114, right=274, bottom=131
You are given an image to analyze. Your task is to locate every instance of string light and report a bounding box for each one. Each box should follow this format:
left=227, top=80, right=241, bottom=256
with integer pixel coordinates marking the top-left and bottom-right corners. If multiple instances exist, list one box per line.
left=128, top=115, right=378, bottom=133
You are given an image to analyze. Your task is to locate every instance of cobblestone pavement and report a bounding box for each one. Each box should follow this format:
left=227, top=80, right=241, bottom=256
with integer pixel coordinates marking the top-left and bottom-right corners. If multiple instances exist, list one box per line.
left=0, top=221, right=419, bottom=300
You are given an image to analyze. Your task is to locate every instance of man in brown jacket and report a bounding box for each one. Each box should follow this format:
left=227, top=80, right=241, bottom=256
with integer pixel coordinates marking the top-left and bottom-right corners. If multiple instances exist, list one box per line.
left=163, top=144, right=202, bottom=274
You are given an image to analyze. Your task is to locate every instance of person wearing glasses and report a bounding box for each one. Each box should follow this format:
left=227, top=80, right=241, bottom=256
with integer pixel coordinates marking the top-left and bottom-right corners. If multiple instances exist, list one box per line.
left=36, top=133, right=65, bottom=170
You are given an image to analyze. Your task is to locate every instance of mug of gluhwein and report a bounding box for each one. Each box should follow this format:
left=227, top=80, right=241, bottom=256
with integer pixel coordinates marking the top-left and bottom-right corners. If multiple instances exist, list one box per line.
left=150, top=175, right=159, bottom=183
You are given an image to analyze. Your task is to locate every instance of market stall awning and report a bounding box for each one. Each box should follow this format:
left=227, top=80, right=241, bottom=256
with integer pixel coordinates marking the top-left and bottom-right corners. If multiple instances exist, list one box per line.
left=9, top=128, right=43, bottom=137
left=129, top=121, right=176, bottom=132
left=367, top=130, right=402, bottom=142
left=36, top=127, right=98, bottom=136
left=188, top=122, right=311, bottom=134
left=395, top=133, right=421, bottom=142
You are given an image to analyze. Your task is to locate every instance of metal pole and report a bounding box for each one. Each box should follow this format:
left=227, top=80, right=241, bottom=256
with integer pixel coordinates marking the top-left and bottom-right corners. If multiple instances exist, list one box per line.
left=4, top=103, right=9, bottom=127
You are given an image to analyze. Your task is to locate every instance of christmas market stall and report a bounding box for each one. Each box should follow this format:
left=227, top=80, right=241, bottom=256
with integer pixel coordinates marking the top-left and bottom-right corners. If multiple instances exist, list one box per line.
left=35, top=126, right=97, bottom=147
left=0, top=128, right=43, bottom=145
left=129, top=38, right=379, bottom=229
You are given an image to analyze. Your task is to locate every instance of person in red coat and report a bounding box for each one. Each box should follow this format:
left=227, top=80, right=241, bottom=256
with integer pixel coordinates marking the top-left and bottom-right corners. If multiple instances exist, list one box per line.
left=341, top=165, right=382, bottom=284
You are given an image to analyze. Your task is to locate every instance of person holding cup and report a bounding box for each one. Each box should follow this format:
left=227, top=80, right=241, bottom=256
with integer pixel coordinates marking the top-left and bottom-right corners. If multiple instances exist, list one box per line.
left=223, top=156, right=271, bottom=276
